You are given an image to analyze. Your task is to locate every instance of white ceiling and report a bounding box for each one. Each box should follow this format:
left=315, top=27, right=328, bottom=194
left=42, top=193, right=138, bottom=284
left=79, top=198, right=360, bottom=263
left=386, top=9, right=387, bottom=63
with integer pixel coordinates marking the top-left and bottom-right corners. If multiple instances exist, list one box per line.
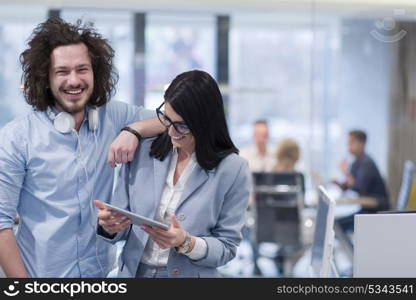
left=1, top=0, right=416, bottom=18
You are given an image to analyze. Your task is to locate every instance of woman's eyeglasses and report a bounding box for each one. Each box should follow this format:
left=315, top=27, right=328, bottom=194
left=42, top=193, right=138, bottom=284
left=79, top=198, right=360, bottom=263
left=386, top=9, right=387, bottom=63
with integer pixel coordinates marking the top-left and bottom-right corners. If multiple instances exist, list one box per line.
left=156, top=102, right=191, bottom=135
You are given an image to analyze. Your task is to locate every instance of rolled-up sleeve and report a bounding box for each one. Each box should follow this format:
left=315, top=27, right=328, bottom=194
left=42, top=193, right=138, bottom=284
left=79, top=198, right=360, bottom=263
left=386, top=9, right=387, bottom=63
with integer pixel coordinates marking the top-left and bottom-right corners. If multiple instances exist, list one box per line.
left=184, top=237, right=207, bottom=260
left=0, top=127, right=27, bottom=230
left=107, top=101, right=156, bottom=132
left=192, top=160, right=251, bottom=268
left=97, top=162, right=131, bottom=244
left=138, top=108, right=156, bottom=121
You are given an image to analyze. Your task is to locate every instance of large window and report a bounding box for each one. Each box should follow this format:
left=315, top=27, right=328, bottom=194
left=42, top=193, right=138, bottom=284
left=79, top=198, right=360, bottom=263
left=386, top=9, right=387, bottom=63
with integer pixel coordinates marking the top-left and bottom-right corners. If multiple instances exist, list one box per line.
left=0, top=5, right=46, bottom=127
left=145, top=13, right=216, bottom=109
left=229, top=13, right=390, bottom=197
left=229, top=14, right=336, bottom=193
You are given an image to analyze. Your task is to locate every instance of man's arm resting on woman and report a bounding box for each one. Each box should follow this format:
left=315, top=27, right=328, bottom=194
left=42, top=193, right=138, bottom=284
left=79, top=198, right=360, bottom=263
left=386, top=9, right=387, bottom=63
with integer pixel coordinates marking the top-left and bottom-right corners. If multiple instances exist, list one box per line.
left=108, top=117, right=165, bottom=167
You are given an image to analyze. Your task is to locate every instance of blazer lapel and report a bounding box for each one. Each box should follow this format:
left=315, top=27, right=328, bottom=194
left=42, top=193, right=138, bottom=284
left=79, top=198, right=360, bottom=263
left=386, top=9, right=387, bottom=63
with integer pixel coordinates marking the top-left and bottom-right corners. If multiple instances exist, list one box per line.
left=176, top=165, right=208, bottom=211
left=151, top=154, right=172, bottom=218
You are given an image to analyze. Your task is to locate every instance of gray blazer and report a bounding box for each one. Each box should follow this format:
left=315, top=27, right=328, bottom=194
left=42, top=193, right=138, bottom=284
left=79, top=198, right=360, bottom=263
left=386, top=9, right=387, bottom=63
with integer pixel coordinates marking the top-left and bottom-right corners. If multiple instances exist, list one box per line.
left=99, top=138, right=250, bottom=277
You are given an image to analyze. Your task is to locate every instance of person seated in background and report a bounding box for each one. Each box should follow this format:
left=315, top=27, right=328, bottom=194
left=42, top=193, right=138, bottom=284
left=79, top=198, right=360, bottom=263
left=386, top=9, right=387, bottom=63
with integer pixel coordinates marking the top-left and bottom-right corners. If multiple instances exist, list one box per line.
left=94, top=70, right=250, bottom=278
left=240, top=120, right=276, bottom=173
left=273, top=138, right=300, bottom=172
left=333, top=130, right=389, bottom=232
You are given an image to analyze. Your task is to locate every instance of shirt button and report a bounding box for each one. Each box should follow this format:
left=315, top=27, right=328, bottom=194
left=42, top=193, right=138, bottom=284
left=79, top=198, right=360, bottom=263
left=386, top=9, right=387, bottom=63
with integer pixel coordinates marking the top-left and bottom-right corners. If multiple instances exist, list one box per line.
left=171, top=268, right=180, bottom=276
left=178, top=213, right=186, bottom=221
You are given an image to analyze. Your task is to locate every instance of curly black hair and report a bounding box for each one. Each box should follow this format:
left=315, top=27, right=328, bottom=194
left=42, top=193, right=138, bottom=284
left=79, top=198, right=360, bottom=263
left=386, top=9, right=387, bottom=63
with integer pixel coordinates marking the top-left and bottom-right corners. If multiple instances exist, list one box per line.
left=20, top=17, right=118, bottom=110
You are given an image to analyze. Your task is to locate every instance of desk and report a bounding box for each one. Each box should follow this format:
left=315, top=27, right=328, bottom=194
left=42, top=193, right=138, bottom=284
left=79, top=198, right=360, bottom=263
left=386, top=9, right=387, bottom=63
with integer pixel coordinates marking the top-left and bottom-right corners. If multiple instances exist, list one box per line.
left=332, top=197, right=378, bottom=262
left=335, top=196, right=378, bottom=209
left=354, top=213, right=416, bottom=277
left=332, top=196, right=378, bottom=259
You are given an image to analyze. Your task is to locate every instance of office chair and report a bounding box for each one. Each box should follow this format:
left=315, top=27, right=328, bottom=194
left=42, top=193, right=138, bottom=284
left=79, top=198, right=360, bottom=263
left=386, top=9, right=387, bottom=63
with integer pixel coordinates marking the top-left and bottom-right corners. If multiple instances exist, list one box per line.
left=253, top=172, right=305, bottom=276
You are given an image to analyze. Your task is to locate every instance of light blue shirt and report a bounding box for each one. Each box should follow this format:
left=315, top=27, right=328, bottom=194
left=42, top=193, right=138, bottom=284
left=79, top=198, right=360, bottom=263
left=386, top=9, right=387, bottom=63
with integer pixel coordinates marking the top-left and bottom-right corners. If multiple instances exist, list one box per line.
left=0, top=101, right=153, bottom=277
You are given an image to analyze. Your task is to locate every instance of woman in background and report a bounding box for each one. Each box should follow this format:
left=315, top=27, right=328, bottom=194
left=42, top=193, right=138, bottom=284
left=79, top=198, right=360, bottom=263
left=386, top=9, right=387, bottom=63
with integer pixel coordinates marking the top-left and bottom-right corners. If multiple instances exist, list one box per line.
left=273, top=138, right=300, bottom=172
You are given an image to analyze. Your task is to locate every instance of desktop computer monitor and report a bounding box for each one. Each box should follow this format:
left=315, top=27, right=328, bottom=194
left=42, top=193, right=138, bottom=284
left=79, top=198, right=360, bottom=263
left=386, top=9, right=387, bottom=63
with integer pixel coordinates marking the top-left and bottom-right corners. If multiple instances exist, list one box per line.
left=396, top=160, right=414, bottom=210
left=310, top=186, right=336, bottom=277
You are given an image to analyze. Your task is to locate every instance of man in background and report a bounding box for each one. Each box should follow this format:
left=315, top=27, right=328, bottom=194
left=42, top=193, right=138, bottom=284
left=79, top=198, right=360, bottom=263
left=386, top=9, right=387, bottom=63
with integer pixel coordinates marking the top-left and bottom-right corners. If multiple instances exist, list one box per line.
left=240, top=120, right=276, bottom=172
left=333, top=130, right=389, bottom=232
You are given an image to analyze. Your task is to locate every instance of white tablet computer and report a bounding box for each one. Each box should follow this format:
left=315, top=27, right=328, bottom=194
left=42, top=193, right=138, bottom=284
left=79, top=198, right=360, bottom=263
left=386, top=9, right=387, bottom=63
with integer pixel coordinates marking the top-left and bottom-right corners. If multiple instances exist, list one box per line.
left=105, top=203, right=169, bottom=230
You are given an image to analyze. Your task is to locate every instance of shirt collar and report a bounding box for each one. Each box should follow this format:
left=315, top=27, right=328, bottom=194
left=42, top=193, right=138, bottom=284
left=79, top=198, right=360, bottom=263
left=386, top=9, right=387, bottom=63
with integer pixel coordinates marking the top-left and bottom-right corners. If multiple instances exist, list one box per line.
left=47, top=105, right=95, bottom=121
left=172, top=146, right=197, bottom=163
left=166, top=147, right=197, bottom=189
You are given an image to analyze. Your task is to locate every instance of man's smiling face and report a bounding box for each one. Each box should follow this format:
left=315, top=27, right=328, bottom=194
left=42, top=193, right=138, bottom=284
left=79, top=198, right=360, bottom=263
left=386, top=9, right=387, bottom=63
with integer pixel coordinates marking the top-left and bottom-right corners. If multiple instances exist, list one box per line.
left=49, top=43, right=94, bottom=114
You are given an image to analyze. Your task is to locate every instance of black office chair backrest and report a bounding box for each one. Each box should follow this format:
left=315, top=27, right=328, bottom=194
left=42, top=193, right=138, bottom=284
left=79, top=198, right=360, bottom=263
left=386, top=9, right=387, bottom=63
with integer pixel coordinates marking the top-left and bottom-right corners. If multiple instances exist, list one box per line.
left=253, top=172, right=305, bottom=195
left=253, top=171, right=305, bottom=252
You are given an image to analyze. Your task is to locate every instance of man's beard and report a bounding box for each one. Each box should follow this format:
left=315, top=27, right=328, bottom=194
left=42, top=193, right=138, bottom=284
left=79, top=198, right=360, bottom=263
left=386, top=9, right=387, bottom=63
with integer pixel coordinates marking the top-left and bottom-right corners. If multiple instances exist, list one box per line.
left=54, top=95, right=88, bottom=114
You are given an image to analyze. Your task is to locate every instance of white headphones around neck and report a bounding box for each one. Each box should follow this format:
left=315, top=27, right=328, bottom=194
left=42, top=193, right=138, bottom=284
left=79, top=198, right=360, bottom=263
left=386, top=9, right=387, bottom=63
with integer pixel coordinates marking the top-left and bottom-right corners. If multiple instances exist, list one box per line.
left=46, top=106, right=99, bottom=133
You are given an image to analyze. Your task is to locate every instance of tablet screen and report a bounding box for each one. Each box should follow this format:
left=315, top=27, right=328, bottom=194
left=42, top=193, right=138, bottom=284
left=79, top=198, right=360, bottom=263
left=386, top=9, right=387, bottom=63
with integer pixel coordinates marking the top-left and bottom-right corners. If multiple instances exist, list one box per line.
left=105, top=203, right=169, bottom=230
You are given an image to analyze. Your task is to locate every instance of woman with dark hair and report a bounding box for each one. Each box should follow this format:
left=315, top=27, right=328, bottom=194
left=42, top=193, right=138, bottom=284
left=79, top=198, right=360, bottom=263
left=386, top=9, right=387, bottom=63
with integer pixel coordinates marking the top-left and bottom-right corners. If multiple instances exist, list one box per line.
left=95, top=70, right=250, bottom=277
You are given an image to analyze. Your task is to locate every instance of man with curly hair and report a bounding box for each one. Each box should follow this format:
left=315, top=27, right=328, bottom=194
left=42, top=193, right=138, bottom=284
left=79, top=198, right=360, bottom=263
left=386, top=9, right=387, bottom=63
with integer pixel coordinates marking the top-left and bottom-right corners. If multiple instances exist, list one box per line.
left=0, top=18, right=163, bottom=277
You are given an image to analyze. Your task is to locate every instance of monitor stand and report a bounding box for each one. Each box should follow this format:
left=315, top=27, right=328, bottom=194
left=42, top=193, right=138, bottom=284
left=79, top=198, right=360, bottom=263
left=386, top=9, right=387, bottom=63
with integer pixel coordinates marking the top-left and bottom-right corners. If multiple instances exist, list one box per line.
left=330, top=258, right=339, bottom=278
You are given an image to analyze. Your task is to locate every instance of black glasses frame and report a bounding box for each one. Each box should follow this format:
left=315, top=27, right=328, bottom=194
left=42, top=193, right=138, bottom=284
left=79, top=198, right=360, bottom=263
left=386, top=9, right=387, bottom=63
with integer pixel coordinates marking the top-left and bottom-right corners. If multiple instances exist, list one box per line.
left=156, top=102, right=191, bottom=135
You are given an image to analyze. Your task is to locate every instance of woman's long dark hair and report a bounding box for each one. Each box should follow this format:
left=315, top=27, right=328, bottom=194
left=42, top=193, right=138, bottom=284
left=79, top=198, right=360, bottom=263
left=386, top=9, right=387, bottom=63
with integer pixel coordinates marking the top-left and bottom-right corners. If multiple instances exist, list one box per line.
left=150, top=70, right=238, bottom=170
left=20, top=17, right=118, bottom=111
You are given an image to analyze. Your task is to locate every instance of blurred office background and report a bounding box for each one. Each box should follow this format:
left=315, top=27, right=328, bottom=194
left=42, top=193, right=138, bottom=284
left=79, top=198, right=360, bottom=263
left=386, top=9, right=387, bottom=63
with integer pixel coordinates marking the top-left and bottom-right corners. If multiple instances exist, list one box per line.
left=2, top=0, right=416, bottom=277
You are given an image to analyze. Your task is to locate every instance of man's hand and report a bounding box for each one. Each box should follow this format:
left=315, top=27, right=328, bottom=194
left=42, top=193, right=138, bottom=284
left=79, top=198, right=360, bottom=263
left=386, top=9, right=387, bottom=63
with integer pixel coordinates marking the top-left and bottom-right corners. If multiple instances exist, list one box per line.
left=107, top=131, right=139, bottom=168
left=331, top=179, right=348, bottom=190
left=331, top=179, right=342, bottom=187
left=0, top=228, right=28, bottom=277
left=339, top=158, right=349, bottom=175
left=338, top=159, right=355, bottom=188
left=94, top=200, right=131, bottom=235
left=107, top=117, right=165, bottom=168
